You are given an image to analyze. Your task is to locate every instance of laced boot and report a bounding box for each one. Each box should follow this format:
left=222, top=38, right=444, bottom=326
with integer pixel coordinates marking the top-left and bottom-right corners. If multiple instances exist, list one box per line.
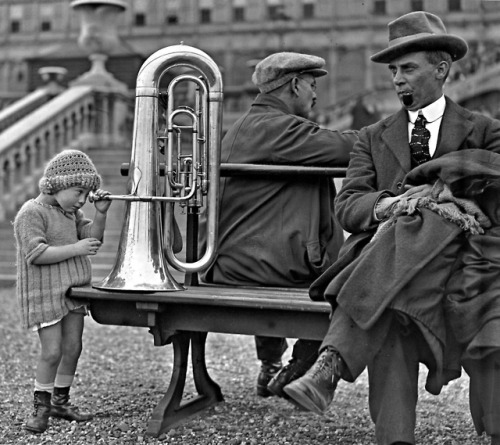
left=256, top=360, right=282, bottom=397
left=50, top=387, right=93, bottom=422
left=25, top=391, right=52, bottom=433
left=283, top=347, right=345, bottom=414
left=267, top=358, right=311, bottom=398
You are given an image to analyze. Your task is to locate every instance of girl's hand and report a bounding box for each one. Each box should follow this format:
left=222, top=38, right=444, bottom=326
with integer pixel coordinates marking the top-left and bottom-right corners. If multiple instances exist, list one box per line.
left=75, top=238, right=102, bottom=256
left=92, top=189, right=112, bottom=214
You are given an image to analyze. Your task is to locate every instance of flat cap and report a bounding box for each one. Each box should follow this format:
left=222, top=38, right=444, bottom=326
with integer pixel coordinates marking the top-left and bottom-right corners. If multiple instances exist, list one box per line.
left=252, top=52, right=327, bottom=93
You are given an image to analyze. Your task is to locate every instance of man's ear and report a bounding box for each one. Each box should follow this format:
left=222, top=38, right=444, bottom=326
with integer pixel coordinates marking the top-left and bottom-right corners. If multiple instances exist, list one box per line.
left=289, top=77, right=301, bottom=97
left=435, top=61, right=450, bottom=80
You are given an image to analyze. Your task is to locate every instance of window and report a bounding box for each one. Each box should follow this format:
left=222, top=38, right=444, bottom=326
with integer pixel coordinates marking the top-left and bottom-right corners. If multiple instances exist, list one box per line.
left=410, top=0, right=424, bottom=11
left=10, top=20, right=20, bottom=33
left=200, top=8, right=211, bottom=23
left=448, top=0, right=462, bottom=12
left=41, top=20, right=51, bottom=32
left=233, top=6, right=245, bottom=21
left=268, top=5, right=289, bottom=20
left=40, top=5, right=53, bottom=32
left=268, top=5, right=279, bottom=19
left=166, top=0, right=180, bottom=24
left=200, top=0, right=213, bottom=23
left=16, top=69, right=24, bottom=83
left=303, top=3, right=315, bottom=19
left=373, top=0, right=386, bottom=15
left=135, top=13, right=146, bottom=26
left=10, top=5, right=23, bottom=33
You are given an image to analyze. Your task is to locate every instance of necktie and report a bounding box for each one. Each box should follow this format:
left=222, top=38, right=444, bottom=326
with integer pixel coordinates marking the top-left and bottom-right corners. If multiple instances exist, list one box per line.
left=410, top=113, right=431, bottom=167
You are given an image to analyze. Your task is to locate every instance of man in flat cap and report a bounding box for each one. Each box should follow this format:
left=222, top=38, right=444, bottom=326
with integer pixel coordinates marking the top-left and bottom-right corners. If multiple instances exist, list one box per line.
left=283, top=11, right=500, bottom=445
left=202, top=52, right=358, bottom=398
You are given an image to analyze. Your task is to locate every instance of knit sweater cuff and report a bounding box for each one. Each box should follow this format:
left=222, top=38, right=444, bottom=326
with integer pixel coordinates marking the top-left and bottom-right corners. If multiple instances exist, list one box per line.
left=26, top=243, right=49, bottom=265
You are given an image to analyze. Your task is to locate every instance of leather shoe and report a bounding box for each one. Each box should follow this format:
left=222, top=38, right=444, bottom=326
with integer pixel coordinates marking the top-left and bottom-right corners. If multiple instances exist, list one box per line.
left=283, top=347, right=345, bottom=414
left=51, top=387, right=93, bottom=422
left=25, top=391, right=51, bottom=434
left=267, top=358, right=310, bottom=398
left=256, top=360, right=282, bottom=397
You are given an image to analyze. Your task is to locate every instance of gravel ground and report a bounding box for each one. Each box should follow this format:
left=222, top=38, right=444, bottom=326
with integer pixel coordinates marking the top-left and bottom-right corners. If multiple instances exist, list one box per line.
left=0, top=284, right=493, bottom=445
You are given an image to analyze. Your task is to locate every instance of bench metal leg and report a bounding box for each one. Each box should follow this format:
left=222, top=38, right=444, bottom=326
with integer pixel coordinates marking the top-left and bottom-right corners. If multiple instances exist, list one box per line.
left=146, top=331, right=224, bottom=437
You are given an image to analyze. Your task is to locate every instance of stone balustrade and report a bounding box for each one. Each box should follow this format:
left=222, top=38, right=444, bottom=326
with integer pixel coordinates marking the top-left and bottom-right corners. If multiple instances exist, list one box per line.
left=0, top=67, right=68, bottom=133
left=0, top=89, right=55, bottom=134
left=0, top=85, right=130, bottom=221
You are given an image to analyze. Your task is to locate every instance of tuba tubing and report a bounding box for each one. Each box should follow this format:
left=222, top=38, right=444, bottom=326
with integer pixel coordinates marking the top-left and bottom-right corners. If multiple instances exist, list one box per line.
left=93, top=44, right=223, bottom=292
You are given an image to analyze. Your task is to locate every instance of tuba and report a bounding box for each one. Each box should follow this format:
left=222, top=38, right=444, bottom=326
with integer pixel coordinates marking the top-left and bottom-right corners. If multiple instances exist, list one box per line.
left=93, top=44, right=223, bottom=292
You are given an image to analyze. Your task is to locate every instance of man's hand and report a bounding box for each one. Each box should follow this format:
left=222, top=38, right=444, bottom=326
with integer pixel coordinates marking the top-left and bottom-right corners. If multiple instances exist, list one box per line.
left=375, top=183, right=433, bottom=219
left=375, top=196, right=401, bottom=219
left=401, top=183, right=433, bottom=199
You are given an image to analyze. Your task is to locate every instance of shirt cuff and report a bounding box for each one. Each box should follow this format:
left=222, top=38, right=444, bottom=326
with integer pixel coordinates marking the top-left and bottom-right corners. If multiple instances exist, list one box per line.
left=373, top=192, right=393, bottom=221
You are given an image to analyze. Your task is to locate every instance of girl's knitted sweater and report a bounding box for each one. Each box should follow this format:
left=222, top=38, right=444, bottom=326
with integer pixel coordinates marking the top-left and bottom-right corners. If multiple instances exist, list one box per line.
left=14, top=199, right=95, bottom=329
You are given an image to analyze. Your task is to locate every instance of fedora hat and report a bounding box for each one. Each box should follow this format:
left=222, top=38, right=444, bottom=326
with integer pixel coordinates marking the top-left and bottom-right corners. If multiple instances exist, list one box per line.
left=371, top=11, right=468, bottom=63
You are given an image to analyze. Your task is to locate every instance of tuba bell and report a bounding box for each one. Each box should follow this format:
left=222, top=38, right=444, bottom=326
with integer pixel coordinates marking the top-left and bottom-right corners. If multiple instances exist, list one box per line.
left=93, top=44, right=223, bottom=292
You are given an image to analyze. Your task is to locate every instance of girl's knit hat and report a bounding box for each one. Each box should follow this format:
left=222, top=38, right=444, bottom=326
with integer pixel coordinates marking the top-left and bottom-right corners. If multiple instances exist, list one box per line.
left=39, top=149, right=101, bottom=194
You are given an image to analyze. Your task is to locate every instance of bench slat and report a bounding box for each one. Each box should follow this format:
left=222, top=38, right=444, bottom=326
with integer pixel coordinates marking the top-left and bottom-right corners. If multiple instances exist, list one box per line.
left=69, top=284, right=331, bottom=313
left=220, top=163, right=346, bottom=177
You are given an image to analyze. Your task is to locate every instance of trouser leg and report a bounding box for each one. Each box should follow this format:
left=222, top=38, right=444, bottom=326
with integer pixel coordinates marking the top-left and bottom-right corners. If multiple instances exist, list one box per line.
left=291, top=339, right=321, bottom=366
left=321, top=306, right=394, bottom=381
left=255, top=336, right=287, bottom=397
left=368, top=319, right=423, bottom=445
left=255, top=336, right=287, bottom=362
left=463, top=350, right=500, bottom=438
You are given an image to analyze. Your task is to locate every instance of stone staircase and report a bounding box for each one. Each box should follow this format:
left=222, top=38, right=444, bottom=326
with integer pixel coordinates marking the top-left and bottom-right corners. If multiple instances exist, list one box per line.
left=0, top=146, right=131, bottom=288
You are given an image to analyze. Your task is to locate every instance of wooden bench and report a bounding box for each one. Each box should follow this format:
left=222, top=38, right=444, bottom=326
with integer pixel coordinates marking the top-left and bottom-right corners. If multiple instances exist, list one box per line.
left=69, top=163, right=345, bottom=437
left=69, top=284, right=331, bottom=436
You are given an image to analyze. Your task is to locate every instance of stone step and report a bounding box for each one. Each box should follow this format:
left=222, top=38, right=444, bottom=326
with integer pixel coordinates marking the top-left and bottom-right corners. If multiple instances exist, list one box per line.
left=0, top=237, right=16, bottom=250
left=0, top=275, right=16, bottom=288
left=0, top=262, right=16, bottom=273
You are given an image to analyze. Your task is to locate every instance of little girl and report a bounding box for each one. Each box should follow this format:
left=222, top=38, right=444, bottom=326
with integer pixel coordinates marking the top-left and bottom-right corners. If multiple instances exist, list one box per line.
left=13, top=149, right=112, bottom=434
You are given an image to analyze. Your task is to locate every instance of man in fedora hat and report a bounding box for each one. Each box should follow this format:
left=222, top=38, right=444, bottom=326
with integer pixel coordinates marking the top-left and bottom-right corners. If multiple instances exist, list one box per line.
left=202, top=52, right=358, bottom=398
left=283, top=11, right=500, bottom=445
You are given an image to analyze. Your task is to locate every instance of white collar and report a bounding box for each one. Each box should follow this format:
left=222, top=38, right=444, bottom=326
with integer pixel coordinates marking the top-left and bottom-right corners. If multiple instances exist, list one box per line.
left=408, top=95, right=446, bottom=124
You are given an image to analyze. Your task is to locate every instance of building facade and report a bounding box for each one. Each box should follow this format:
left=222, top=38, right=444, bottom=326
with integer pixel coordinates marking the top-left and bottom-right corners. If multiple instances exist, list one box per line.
left=1, top=0, right=500, bottom=122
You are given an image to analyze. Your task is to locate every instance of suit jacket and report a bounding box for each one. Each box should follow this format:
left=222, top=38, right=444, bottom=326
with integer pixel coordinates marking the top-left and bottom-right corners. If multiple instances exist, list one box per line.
left=311, top=97, right=500, bottom=301
left=310, top=98, right=500, bottom=294
left=309, top=98, right=500, bottom=392
left=336, top=97, right=500, bottom=236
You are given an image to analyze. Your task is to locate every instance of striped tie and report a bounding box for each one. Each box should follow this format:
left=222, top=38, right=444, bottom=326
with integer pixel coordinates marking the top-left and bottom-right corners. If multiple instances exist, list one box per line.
left=410, top=113, right=431, bottom=167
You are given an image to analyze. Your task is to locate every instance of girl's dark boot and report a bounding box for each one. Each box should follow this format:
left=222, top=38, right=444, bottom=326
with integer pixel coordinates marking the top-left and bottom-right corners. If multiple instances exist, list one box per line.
left=50, top=386, right=93, bottom=422
left=25, top=391, right=52, bottom=433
